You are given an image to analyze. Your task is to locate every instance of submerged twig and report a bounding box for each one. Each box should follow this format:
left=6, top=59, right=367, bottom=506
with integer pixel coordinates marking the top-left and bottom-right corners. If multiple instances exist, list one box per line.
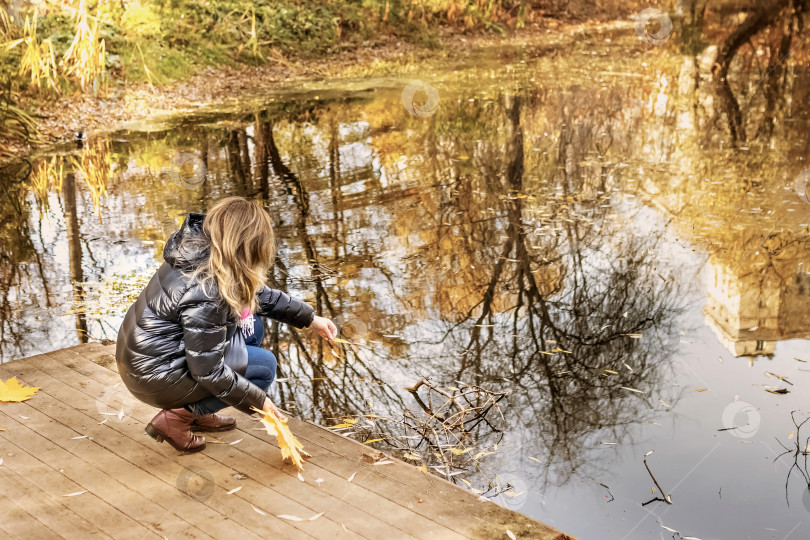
left=642, top=458, right=672, bottom=506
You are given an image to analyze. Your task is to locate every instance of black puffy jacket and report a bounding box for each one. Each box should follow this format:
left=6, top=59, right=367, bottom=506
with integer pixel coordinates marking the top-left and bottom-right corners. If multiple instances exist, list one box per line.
left=115, top=213, right=314, bottom=413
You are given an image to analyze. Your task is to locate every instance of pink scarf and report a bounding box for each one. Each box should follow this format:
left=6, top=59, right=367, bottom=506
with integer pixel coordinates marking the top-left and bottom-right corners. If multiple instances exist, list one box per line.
left=237, top=306, right=254, bottom=337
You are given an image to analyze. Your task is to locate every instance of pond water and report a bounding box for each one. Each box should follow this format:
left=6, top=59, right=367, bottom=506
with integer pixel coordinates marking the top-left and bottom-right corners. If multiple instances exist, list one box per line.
left=2, top=15, right=810, bottom=540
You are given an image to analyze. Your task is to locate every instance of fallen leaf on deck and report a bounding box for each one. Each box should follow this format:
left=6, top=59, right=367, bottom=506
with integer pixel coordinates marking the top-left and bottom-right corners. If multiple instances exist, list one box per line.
left=118, top=409, right=125, bottom=420
left=64, top=490, right=87, bottom=497
left=226, top=486, right=242, bottom=495
left=347, top=472, right=357, bottom=482
left=251, top=406, right=306, bottom=471
left=98, top=419, right=108, bottom=425
left=372, top=460, right=394, bottom=466
left=252, top=506, right=267, bottom=516
left=229, top=438, right=242, bottom=445
left=277, top=514, right=303, bottom=521
left=315, top=478, right=324, bottom=485
left=0, top=377, right=40, bottom=402
left=308, top=512, right=324, bottom=521
left=71, top=435, right=87, bottom=440
left=298, top=472, right=305, bottom=482
left=0, top=458, right=3, bottom=466
left=19, top=415, right=29, bottom=420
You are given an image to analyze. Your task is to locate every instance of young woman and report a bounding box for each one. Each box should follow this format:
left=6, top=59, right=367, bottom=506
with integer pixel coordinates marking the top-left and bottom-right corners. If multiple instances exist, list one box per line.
left=115, top=197, right=336, bottom=452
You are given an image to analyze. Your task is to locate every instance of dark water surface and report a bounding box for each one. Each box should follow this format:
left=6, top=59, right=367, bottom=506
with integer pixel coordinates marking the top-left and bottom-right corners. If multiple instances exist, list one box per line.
left=3, top=17, right=810, bottom=540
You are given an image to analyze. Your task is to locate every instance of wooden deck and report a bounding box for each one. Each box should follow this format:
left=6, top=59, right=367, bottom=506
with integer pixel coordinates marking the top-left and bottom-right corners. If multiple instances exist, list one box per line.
left=0, top=343, right=575, bottom=540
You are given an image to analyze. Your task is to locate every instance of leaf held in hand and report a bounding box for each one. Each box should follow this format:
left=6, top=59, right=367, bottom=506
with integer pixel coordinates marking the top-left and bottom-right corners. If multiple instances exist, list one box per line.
left=0, top=377, right=39, bottom=402
left=252, top=407, right=306, bottom=471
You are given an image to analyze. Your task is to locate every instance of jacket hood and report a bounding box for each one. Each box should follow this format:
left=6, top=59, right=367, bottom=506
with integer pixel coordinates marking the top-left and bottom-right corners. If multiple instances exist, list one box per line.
left=163, top=213, right=209, bottom=270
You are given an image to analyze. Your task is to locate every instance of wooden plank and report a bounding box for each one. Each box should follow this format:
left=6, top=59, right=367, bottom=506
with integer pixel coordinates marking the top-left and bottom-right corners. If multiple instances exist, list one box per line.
left=0, top=383, right=276, bottom=540
left=25, top=350, right=441, bottom=540
left=0, top=358, right=323, bottom=540
left=16, top=344, right=575, bottom=540
left=0, top=416, right=163, bottom=539
left=0, top=490, right=62, bottom=540
left=0, top=462, right=110, bottom=539
left=0, top=403, right=207, bottom=540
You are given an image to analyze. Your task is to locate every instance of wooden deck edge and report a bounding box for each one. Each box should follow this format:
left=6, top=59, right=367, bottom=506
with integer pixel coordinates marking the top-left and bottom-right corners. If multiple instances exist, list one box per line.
left=37, top=342, right=579, bottom=540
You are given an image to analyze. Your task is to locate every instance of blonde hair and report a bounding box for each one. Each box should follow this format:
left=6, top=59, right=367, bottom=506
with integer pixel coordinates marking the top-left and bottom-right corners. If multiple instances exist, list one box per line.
left=193, top=197, right=276, bottom=319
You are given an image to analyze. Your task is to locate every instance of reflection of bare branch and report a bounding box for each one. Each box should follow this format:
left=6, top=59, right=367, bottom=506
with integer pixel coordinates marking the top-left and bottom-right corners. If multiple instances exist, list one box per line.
left=339, top=378, right=508, bottom=481
left=774, top=411, right=810, bottom=507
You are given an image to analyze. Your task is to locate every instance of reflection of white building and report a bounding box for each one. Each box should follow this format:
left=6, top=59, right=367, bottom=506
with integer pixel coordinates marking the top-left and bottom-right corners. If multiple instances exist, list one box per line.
left=703, top=256, right=810, bottom=359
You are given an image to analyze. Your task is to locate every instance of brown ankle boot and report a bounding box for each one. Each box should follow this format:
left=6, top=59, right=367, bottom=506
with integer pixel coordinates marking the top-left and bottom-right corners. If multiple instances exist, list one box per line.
left=190, top=413, right=236, bottom=432
left=146, top=408, right=205, bottom=453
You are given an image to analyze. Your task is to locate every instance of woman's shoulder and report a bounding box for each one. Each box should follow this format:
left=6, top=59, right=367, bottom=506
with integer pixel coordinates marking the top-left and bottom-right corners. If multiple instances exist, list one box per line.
left=153, top=263, right=218, bottom=307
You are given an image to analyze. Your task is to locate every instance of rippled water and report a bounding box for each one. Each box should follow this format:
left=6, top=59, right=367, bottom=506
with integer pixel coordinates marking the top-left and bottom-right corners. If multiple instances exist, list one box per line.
left=2, top=17, right=810, bottom=540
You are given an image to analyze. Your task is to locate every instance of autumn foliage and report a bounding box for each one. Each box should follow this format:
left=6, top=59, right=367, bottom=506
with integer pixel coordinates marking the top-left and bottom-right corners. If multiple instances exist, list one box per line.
left=252, top=406, right=307, bottom=471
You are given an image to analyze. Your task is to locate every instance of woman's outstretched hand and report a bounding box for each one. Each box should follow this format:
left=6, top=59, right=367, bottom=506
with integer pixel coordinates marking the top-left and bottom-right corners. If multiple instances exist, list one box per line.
left=310, top=315, right=338, bottom=341
left=263, top=397, right=286, bottom=420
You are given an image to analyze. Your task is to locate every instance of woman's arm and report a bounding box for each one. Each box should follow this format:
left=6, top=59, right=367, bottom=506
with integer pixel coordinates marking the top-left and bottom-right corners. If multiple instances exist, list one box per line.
left=256, top=286, right=337, bottom=339
left=255, top=286, right=315, bottom=328
left=179, top=294, right=266, bottom=413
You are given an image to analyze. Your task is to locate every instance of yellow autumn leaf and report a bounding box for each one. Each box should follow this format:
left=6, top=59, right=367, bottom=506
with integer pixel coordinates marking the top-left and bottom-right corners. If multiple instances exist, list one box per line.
left=328, top=423, right=354, bottom=429
left=448, top=447, right=473, bottom=455
left=0, top=377, right=40, bottom=402
left=403, top=453, right=421, bottom=460
left=251, top=407, right=306, bottom=471
left=363, top=438, right=384, bottom=444
left=342, top=418, right=359, bottom=424
left=331, top=338, right=350, bottom=344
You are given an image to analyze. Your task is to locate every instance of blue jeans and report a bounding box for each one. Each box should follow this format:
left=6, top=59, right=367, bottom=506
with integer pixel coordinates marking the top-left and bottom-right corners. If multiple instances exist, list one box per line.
left=185, top=316, right=276, bottom=416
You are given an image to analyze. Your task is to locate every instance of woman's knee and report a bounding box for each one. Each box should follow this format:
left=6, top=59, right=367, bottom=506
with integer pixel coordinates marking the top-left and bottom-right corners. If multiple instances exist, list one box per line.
left=246, top=347, right=277, bottom=390
left=248, top=346, right=276, bottom=372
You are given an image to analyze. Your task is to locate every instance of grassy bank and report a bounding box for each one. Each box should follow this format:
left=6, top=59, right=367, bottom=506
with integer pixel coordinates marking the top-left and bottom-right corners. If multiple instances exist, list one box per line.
left=0, top=0, right=658, bottom=158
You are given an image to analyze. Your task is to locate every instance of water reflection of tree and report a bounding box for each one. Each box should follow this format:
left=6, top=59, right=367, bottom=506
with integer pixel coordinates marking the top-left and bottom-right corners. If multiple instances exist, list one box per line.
left=238, top=91, right=689, bottom=490
left=710, top=0, right=809, bottom=143
left=395, top=93, right=688, bottom=486
left=0, top=162, right=39, bottom=359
